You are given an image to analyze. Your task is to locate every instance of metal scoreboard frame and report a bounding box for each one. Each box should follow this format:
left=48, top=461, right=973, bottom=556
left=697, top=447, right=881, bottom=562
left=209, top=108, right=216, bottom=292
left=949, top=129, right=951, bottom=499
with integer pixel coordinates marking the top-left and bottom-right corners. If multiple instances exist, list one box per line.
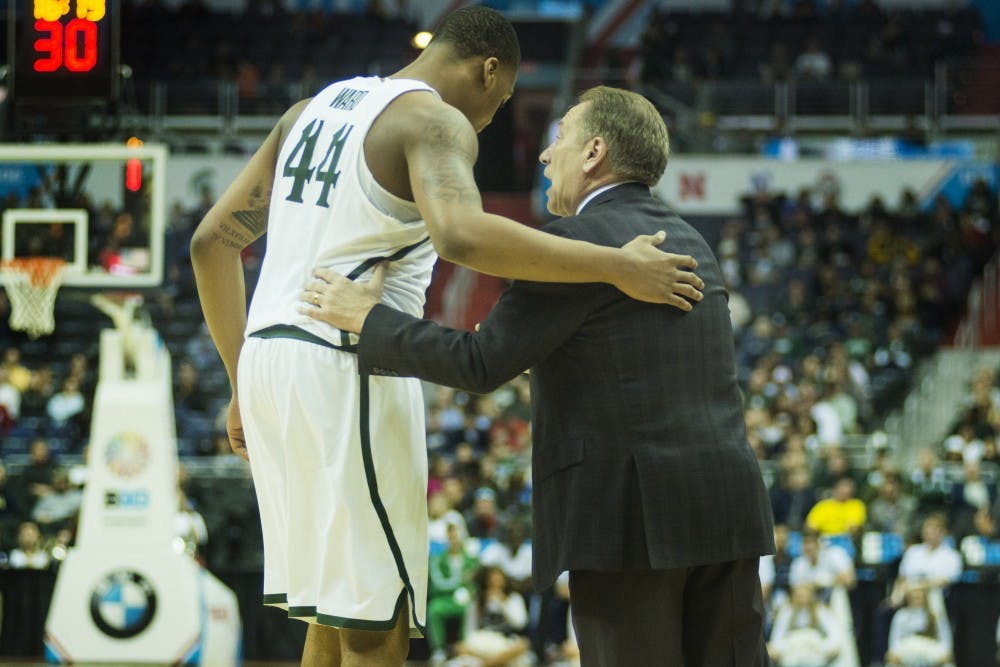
left=8, top=0, right=121, bottom=104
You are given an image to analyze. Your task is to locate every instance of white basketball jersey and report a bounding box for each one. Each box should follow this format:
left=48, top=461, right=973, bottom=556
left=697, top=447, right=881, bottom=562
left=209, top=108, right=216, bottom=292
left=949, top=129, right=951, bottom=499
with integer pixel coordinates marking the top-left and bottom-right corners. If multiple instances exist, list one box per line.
left=246, top=77, right=439, bottom=347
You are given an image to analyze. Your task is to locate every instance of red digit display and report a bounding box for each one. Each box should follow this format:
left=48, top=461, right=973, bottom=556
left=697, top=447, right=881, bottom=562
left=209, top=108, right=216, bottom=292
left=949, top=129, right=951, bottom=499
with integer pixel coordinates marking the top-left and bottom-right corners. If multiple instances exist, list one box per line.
left=33, top=20, right=63, bottom=72
left=17, top=0, right=115, bottom=101
left=64, top=18, right=98, bottom=72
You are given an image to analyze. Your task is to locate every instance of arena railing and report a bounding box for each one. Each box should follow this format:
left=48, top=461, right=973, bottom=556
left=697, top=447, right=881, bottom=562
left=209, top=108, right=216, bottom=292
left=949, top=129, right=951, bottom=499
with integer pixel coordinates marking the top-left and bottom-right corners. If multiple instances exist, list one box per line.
left=113, top=62, right=1000, bottom=139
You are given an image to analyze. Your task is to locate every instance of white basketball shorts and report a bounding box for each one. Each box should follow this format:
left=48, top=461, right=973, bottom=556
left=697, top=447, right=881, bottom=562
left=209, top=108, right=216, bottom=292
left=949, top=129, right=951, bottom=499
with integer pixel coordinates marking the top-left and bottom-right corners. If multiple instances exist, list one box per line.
left=237, top=334, right=428, bottom=635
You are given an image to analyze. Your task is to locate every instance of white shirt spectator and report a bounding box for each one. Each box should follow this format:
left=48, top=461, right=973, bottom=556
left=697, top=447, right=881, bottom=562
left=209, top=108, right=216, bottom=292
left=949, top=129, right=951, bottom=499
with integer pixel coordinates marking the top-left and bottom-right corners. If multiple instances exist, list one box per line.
left=727, top=290, right=752, bottom=331
left=789, top=545, right=854, bottom=589
left=769, top=603, right=843, bottom=661
left=898, top=543, right=962, bottom=586
left=760, top=554, right=776, bottom=590
left=0, top=381, right=21, bottom=419
left=175, top=508, right=209, bottom=547
left=479, top=540, right=532, bottom=583
left=944, top=433, right=984, bottom=464
left=9, top=548, right=50, bottom=569
left=795, top=51, right=832, bottom=79
left=888, top=606, right=952, bottom=655
left=46, top=390, right=85, bottom=424
left=810, top=401, right=843, bottom=446
left=428, top=510, right=467, bottom=545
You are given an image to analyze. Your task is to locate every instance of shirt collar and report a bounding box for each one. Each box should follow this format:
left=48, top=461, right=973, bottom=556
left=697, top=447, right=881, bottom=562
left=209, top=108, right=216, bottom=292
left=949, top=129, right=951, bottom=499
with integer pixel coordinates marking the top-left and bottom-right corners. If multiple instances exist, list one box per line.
left=575, top=182, right=629, bottom=215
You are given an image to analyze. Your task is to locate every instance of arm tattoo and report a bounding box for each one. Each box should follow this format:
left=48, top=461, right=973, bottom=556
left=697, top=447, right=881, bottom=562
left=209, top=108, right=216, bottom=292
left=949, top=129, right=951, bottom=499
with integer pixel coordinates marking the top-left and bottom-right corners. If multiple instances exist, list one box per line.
left=208, top=228, right=244, bottom=250
left=230, top=181, right=270, bottom=237
left=420, top=118, right=481, bottom=206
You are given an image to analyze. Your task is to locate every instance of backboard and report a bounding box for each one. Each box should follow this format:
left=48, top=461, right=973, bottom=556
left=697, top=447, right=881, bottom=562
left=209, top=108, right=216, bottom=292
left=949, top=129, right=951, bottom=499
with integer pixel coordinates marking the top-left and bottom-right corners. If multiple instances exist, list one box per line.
left=0, top=143, right=167, bottom=288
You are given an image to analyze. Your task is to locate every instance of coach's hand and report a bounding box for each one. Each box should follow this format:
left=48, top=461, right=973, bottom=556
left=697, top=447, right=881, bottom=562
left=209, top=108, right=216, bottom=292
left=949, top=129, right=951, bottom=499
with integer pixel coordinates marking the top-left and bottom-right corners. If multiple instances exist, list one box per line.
left=299, top=262, right=388, bottom=334
left=617, top=232, right=704, bottom=310
left=226, top=395, right=248, bottom=461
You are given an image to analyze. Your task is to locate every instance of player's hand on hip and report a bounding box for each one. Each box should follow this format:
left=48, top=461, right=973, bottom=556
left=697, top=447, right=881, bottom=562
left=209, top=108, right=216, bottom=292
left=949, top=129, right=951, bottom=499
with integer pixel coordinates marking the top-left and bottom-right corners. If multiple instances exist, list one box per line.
left=617, top=232, right=704, bottom=310
left=226, top=395, right=249, bottom=461
left=299, top=262, right=387, bottom=334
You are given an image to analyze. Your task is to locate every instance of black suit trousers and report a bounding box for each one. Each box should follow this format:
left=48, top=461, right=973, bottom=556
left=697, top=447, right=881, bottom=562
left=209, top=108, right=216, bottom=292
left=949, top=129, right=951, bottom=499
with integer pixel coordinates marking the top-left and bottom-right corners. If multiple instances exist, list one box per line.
left=569, top=559, right=769, bottom=666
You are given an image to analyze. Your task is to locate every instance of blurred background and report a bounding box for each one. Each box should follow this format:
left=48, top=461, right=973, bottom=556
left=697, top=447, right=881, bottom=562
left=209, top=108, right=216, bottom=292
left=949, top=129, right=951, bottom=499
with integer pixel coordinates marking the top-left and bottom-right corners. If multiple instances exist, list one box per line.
left=0, top=0, right=998, bottom=665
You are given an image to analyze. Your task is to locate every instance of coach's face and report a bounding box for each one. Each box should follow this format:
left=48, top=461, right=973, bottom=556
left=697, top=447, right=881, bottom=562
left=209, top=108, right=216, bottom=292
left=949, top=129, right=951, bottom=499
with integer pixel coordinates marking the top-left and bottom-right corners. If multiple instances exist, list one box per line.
left=539, top=102, right=592, bottom=217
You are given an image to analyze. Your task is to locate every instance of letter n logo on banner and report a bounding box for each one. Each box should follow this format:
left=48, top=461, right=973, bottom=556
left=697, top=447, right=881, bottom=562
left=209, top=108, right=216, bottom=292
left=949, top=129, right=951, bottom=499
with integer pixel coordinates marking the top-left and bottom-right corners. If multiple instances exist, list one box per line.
left=680, top=172, right=706, bottom=200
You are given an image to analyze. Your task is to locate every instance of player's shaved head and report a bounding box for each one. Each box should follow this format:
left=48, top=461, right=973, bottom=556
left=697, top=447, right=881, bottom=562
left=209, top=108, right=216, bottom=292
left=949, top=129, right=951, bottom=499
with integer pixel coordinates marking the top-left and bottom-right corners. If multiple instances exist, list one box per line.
left=431, top=6, right=521, bottom=69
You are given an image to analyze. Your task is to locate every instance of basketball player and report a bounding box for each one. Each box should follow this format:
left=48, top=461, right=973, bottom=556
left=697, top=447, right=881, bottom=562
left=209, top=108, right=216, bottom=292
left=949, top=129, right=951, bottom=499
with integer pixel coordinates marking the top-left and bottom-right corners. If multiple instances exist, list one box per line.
left=191, top=8, right=703, bottom=666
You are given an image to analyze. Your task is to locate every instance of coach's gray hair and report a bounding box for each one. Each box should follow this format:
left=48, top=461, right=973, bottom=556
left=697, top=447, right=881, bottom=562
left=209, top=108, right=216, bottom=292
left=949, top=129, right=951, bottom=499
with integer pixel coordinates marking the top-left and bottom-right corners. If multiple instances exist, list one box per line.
left=577, top=86, right=670, bottom=187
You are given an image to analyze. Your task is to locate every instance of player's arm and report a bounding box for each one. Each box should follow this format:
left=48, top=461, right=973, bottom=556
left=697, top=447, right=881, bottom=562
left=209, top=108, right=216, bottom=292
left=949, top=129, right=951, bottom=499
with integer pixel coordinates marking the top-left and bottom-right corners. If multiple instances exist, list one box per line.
left=190, top=100, right=308, bottom=457
left=191, top=99, right=309, bottom=386
left=403, top=100, right=702, bottom=308
left=301, top=263, right=591, bottom=394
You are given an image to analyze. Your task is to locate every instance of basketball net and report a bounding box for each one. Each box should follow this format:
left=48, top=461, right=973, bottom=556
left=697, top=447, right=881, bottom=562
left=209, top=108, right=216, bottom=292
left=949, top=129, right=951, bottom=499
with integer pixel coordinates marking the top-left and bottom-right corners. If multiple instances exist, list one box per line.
left=0, top=258, right=66, bottom=339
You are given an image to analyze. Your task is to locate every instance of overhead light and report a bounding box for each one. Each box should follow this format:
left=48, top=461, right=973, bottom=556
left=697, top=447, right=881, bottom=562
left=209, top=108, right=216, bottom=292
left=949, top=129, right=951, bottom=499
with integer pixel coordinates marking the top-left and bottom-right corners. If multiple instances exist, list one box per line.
left=412, top=31, right=432, bottom=50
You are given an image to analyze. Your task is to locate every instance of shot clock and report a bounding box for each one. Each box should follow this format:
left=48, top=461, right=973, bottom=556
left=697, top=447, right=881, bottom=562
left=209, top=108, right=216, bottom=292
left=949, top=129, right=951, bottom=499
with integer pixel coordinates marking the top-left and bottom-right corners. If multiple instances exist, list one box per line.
left=11, top=0, right=120, bottom=102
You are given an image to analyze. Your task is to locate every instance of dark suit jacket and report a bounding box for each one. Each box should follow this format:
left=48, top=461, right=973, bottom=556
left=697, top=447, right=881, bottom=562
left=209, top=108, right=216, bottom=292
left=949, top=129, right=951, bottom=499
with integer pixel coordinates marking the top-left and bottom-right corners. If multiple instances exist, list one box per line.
left=359, top=183, right=775, bottom=590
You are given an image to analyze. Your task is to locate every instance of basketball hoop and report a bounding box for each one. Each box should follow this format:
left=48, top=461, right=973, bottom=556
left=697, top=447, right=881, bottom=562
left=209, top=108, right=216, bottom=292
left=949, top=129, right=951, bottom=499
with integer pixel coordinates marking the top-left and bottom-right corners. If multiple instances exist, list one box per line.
left=0, top=258, right=66, bottom=338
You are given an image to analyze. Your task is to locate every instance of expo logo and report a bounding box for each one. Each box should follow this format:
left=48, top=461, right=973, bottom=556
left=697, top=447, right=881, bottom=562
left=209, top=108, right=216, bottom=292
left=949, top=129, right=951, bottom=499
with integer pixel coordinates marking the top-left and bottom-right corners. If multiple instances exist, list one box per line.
left=104, top=489, right=151, bottom=509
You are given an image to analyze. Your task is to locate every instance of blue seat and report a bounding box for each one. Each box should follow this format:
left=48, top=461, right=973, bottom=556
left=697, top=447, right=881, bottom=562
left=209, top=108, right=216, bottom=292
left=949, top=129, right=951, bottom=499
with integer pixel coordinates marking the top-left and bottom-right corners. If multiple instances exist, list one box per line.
left=787, top=530, right=802, bottom=558
left=860, top=531, right=904, bottom=565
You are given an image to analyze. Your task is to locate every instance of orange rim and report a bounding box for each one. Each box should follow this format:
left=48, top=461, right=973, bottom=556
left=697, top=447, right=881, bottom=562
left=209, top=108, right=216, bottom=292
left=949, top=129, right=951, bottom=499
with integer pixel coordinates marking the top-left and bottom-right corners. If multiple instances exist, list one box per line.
left=0, top=258, right=65, bottom=287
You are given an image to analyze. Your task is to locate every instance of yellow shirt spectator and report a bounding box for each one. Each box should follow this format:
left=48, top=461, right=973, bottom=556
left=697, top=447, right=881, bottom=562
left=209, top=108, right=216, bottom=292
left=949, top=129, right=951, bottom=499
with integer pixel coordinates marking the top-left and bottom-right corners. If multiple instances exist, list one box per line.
left=806, top=477, right=867, bottom=536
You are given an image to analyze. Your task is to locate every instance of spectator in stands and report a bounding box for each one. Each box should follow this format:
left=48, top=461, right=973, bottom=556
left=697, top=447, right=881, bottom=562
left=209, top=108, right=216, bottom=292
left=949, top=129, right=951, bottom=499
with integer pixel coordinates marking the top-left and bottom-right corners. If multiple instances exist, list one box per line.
left=795, top=36, right=833, bottom=80
left=19, top=438, right=57, bottom=511
left=760, top=40, right=792, bottom=83
left=909, top=449, right=951, bottom=523
left=806, top=476, right=867, bottom=537
left=428, top=491, right=467, bottom=547
left=466, top=487, right=503, bottom=540
left=427, top=522, right=480, bottom=665
left=9, top=520, right=49, bottom=569
left=771, top=465, right=819, bottom=531
left=545, top=571, right=580, bottom=666
left=950, top=460, right=997, bottom=539
left=0, top=460, right=22, bottom=550
left=813, top=447, right=861, bottom=494
left=826, top=375, right=859, bottom=437
left=495, top=467, right=530, bottom=519
left=173, top=360, right=208, bottom=412
left=175, top=488, right=208, bottom=558
left=867, top=471, right=917, bottom=537
left=21, top=365, right=56, bottom=418
left=46, top=376, right=85, bottom=434
left=963, top=178, right=998, bottom=223
left=944, top=423, right=984, bottom=464
left=789, top=531, right=856, bottom=597
left=2, top=348, right=32, bottom=393
left=972, top=507, right=998, bottom=541
left=811, top=389, right=846, bottom=448
left=97, top=212, right=148, bottom=273
left=893, top=514, right=962, bottom=603
left=428, top=454, right=452, bottom=499
left=479, top=516, right=532, bottom=593
left=453, top=566, right=531, bottom=667
left=0, top=366, right=22, bottom=427
left=885, top=585, right=953, bottom=667
left=31, top=468, right=82, bottom=534
left=768, top=583, right=843, bottom=667
left=69, top=353, right=93, bottom=392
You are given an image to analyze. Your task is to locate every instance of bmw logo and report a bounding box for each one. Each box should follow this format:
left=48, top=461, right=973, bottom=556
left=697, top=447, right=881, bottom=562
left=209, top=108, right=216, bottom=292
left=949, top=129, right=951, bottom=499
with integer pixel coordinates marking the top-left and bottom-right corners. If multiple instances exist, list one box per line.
left=89, top=570, right=157, bottom=639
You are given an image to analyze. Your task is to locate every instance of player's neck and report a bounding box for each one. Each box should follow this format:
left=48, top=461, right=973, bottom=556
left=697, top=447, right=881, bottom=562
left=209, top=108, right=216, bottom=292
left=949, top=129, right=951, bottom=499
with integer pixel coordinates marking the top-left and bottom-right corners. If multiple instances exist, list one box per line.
left=391, top=47, right=465, bottom=99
